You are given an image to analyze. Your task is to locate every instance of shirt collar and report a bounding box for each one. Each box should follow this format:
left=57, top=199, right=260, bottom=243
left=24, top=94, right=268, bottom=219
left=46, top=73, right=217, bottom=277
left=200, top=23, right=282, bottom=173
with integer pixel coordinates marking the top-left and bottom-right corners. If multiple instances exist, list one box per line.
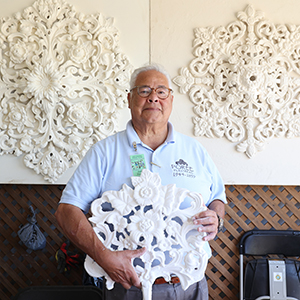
left=126, top=121, right=175, bottom=150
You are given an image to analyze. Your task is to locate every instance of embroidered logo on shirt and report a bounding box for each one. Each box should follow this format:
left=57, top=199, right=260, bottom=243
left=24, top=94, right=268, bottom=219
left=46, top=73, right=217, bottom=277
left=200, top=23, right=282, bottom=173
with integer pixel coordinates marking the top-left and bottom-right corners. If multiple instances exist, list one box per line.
left=171, top=159, right=195, bottom=178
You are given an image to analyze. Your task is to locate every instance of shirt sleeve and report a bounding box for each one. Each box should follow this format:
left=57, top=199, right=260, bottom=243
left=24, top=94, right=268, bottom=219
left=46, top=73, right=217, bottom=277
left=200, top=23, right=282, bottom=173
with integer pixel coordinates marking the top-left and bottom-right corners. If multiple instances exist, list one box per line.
left=59, top=144, right=103, bottom=214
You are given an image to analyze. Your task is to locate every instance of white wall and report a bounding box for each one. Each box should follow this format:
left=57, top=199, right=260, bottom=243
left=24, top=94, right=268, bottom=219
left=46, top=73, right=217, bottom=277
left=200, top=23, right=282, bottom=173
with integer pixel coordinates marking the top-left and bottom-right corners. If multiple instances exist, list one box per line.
left=0, top=0, right=299, bottom=185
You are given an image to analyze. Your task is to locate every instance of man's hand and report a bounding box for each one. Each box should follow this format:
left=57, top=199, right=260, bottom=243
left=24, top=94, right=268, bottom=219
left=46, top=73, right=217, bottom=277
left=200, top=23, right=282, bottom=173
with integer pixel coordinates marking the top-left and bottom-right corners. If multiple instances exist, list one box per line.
left=192, top=199, right=225, bottom=241
left=192, top=209, right=218, bottom=241
left=98, top=247, right=146, bottom=290
left=55, top=204, right=146, bottom=290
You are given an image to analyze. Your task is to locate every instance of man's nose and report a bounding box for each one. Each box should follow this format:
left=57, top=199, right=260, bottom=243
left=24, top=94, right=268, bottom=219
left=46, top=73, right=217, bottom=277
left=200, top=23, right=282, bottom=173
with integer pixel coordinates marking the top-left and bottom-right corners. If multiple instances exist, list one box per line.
left=147, top=89, right=158, bottom=102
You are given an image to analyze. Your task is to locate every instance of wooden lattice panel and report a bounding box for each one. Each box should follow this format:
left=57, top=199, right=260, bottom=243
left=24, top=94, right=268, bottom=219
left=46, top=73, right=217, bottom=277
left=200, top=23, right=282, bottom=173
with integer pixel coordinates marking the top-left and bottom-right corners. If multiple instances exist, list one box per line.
left=0, top=184, right=299, bottom=300
left=0, top=184, right=83, bottom=300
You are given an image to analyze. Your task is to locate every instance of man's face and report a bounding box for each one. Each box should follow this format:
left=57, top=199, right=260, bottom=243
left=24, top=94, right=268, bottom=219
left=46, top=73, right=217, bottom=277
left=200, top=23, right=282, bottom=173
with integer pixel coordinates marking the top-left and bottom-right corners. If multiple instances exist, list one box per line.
left=128, top=70, right=173, bottom=128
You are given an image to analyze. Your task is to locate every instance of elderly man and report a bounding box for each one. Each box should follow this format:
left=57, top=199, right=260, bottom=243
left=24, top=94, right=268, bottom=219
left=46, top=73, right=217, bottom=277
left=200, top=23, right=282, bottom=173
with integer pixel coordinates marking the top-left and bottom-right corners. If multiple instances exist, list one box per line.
left=55, top=64, right=226, bottom=300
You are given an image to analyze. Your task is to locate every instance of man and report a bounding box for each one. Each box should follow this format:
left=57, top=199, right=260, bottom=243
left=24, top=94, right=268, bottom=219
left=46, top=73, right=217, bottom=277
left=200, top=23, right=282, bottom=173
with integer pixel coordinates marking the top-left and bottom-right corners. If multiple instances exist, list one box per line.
left=55, top=64, right=226, bottom=300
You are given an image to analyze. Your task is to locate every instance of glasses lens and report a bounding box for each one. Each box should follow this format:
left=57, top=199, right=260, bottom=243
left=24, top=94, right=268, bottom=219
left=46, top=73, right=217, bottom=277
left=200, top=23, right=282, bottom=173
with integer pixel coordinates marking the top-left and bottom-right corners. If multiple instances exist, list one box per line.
left=137, top=86, right=152, bottom=97
left=156, top=87, right=169, bottom=99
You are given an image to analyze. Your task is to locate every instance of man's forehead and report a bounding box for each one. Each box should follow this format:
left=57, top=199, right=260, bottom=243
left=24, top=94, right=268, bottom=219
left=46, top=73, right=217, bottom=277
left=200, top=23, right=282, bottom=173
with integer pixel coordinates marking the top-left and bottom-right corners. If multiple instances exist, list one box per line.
left=136, top=70, right=168, bottom=85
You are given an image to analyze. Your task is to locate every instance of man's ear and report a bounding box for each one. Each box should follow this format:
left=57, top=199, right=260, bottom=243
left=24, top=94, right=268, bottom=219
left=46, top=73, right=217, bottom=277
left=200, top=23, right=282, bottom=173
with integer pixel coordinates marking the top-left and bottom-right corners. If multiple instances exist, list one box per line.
left=127, top=93, right=131, bottom=109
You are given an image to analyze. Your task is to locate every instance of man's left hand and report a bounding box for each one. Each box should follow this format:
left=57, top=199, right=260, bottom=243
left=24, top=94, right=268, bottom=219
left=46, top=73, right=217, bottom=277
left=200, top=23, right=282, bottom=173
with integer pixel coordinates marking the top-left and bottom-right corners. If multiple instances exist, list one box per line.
left=192, top=209, right=218, bottom=241
left=192, top=199, right=225, bottom=241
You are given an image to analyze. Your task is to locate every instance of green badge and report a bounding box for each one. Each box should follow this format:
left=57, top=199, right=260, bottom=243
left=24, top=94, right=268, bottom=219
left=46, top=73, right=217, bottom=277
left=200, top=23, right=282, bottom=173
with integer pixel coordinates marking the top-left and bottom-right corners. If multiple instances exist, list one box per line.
left=130, top=154, right=146, bottom=176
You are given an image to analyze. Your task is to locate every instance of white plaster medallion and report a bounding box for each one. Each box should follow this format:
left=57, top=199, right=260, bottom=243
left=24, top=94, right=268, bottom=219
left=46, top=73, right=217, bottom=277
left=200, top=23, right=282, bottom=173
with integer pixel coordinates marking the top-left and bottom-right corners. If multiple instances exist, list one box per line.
left=84, top=169, right=208, bottom=300
left=173, top=5, right=300, bottom=158
left=0, top=0, right=133, bottom=182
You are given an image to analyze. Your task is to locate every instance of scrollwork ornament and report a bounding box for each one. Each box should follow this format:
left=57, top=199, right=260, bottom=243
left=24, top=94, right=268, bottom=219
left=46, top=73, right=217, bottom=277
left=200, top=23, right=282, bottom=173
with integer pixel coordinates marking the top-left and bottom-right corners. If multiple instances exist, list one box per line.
left=0, top=0, right=133, bottom=182
left=173, top=5, right=300, bottom=158
left=84, top=169, right=208, bottom=300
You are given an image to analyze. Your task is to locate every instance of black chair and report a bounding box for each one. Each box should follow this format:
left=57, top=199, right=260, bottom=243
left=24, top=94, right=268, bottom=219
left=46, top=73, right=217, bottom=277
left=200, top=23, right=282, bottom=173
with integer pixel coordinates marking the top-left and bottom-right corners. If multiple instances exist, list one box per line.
left=239, top=230, right=300, bottom=300
left=13, top=285, right=103, bottom=300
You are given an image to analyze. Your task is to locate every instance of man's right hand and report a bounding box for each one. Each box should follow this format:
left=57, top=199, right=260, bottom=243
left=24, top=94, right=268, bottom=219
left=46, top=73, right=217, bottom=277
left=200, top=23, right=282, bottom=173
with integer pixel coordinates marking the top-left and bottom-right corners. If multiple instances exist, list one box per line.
left=98, top=247, right=147, bottom=289
left=55, top=204, right=146, bottom=290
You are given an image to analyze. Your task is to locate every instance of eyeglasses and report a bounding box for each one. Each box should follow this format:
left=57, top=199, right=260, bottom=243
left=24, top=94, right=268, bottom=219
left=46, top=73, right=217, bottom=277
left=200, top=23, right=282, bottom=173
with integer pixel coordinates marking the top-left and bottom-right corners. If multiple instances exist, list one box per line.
left=130, top=86, right=173, bottom=99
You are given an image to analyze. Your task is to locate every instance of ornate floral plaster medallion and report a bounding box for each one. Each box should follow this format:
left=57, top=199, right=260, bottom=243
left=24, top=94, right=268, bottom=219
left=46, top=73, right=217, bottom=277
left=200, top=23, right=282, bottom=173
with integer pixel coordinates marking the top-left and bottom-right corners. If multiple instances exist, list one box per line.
left=84, top=169, right=208, bottom=300
left=0, top=0, right=133, bottom=182
left=174, top=5, right=300, bottom=158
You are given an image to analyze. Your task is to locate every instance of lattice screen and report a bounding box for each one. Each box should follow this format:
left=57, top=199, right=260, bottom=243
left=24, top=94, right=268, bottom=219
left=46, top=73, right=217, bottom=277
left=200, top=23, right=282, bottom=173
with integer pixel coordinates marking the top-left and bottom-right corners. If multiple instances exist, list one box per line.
left=0, top=184, right=299, bottom=300
left=0, top=185, right=83, bottom=300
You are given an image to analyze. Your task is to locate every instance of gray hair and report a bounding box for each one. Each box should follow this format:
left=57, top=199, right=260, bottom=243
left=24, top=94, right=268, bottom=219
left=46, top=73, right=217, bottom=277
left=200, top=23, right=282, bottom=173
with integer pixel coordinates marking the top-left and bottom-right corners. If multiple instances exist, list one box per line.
left=129, top=63, right=172, bottom=90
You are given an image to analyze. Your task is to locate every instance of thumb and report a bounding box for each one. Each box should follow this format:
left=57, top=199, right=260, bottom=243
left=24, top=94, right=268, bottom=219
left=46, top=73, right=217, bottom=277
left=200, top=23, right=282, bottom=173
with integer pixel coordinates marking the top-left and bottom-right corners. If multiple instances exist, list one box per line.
left=129, top=247, right=146, bottom=258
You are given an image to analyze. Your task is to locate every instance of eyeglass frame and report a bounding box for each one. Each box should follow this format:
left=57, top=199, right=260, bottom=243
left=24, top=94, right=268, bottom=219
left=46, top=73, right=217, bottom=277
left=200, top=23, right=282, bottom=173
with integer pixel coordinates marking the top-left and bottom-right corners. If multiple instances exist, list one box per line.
left=130, top=85, right=173, bottom=99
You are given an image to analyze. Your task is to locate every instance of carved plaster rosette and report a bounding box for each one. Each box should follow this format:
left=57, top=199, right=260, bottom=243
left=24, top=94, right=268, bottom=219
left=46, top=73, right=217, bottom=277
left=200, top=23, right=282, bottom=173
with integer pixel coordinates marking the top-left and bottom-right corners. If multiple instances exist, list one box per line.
left=84, top=169, right=208, bottom=300
left=173, top=5, right=300, bottom=158
left=0, top=0, right=133, bottom=182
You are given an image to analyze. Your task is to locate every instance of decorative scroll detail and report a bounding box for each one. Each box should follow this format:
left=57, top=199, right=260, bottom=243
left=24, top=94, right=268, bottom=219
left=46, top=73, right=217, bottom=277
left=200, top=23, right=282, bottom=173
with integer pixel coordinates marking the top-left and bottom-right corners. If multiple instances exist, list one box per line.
left=0, top=0, right=133, bottom=182
left=84, top=169, right=208, bottom=300
left=173, top=5, right=300, bottom=158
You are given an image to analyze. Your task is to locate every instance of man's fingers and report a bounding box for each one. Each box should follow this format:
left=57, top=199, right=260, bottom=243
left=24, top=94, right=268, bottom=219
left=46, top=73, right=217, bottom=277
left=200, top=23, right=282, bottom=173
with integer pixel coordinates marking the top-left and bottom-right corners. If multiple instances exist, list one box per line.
left=193, top=216, right=213, bottom=226
left=198, top=224, right=214, bottom=233
left=126, top=248, right=146, bottom=289
left=202, top=232, right=215, bottom=241
left=131, top=275, right=142, bottom=289
left=113, top=248, right=146, bottom=289
left=192, top=210, right=218, bottom=242
left=120, top=280, right=133, bottom=290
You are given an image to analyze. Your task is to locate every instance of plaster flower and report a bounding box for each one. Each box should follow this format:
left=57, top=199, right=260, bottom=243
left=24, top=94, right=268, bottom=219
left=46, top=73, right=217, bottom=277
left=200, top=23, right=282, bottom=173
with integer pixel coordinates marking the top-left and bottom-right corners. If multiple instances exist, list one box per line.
left=66, top=101, right=95, bottom=131
left=69, top=38, right=94, bottom=67
left=128, top=210, right=165, bottom=247
left=25, top=63, right=62, bottom=103
left=239, top=66, right=266, bottom=92
left=157, top=238, right=173, bottom=251
left=7, top=103, right=27, bottom=133
left=9, top=40, right=28, bottom=64
left=132, top=173, right=160, bottom=205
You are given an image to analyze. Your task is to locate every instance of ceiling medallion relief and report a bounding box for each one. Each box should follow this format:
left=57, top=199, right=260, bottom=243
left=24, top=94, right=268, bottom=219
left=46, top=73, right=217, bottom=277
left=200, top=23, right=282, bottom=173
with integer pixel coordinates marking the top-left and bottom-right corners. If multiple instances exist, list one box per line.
left=173, top=5, right=300, bottom=158
left=0, top=0, right=133, bottom=182
left=84, top=169, right=208, bottom=300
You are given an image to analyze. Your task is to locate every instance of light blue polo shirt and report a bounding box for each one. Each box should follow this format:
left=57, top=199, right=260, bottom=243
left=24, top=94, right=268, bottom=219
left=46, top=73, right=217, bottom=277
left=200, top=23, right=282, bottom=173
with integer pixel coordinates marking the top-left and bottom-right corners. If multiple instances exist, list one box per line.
left=60, top=121, right=226, bottom=257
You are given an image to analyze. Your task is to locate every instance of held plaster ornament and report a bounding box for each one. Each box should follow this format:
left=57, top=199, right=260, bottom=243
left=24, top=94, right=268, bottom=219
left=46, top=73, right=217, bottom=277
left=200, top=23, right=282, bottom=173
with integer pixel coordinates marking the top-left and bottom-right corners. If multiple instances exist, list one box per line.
left=173, top=5, right=300, bottom=158
left=0, top=0, right=133, bottom=182
left=84, top=169, right=208, bottom=300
